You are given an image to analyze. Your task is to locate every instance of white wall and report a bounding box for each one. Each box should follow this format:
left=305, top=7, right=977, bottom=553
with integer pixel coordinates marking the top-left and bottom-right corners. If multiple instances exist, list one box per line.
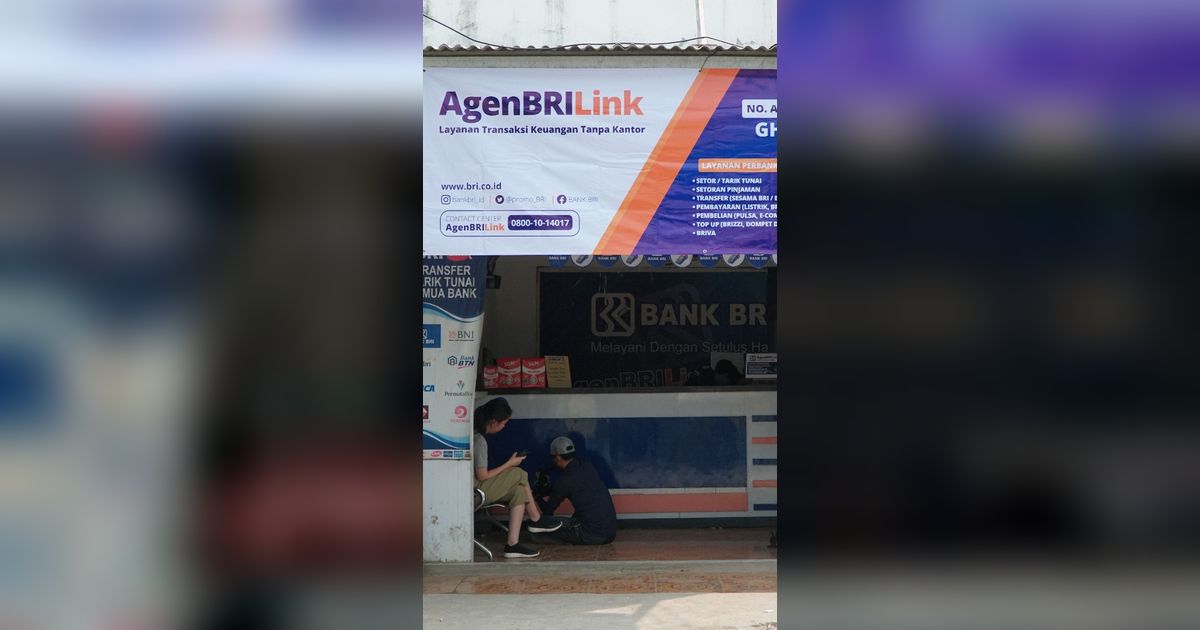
left=422, top=460, right=475, bottom=562
left=424, top=0, right=776, bottom=48
left=481, top=256, right=544, bottom=360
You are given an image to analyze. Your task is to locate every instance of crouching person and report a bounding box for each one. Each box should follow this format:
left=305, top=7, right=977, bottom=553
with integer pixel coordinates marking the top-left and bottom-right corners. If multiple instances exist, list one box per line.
left=536, top=437, right=617, bottom=545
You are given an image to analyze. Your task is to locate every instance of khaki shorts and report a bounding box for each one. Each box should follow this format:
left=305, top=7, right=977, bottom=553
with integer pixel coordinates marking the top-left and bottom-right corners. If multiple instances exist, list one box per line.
left=478, top=467, right=528, bottom=509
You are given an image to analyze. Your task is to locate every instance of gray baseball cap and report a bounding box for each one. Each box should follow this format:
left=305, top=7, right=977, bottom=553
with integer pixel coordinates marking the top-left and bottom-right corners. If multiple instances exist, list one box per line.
left=549, top=436, right=576, bottom=455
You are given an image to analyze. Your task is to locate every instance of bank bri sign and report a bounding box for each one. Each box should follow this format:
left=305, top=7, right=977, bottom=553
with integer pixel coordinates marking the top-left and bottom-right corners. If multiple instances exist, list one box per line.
left=540, top=269, right=774, bottom=388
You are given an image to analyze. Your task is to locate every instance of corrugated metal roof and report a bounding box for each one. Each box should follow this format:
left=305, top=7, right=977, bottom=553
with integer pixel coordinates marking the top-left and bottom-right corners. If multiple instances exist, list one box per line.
left=424, top=43, right=776, bottom=55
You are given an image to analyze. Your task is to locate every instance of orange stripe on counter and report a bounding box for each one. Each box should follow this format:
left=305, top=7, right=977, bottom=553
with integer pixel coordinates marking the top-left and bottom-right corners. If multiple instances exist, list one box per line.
left=752, top=480, right=778, bottom=488
left=751, top=437, right=777, bottom=445
left=495, top=492, right=750, bottom=517
left=614, top=492, right=748, bottom=513
left=593, top=68, right=739, bottom=254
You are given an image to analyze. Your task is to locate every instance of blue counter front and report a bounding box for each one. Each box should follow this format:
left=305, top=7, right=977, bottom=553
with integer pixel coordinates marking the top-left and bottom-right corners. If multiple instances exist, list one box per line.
left=474, top=388, right=777, bottom=519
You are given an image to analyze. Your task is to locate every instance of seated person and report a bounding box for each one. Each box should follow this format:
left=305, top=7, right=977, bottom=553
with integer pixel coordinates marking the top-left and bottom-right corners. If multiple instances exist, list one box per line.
left=473, top=398, right=562, bottom=559
left=534, top=437, right=617, bottom=545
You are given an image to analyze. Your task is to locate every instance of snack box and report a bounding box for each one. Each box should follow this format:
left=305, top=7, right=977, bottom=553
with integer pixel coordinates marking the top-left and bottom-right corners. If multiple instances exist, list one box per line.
left=522, top=357, right=546, bottom=388
left=497, top=358, right=522, bottom=389
left=482, top=366, right=499, bottom=389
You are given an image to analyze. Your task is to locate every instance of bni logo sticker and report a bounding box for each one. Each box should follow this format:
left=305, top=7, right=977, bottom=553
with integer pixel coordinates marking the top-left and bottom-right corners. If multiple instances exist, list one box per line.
left=447, top=329, right=477, bottom=342
left=591, top=293, right=635, bottom=337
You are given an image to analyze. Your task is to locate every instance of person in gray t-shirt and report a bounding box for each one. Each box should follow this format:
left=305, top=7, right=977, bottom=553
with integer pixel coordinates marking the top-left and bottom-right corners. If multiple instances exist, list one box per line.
left=473, top=397, right=562, bottom=558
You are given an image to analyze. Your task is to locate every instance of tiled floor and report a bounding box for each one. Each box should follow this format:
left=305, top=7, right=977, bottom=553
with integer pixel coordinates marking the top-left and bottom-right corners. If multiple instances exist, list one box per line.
left=426, top=527, right=778, bottom=594
left=424, top=571, right=777, bottom=595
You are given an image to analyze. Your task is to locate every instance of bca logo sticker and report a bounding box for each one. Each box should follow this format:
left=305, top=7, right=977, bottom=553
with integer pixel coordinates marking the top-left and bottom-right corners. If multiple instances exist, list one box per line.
left=591, top=293, right=635, bottom=337
left=423, top=384, right=435, bottom=393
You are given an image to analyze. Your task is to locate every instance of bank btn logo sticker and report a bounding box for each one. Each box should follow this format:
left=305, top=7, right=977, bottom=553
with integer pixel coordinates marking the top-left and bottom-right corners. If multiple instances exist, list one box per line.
left=670, top=255, right=693, bottom=267
left=572, top=255, right=593, bottom=267
left=646, top=255, right=668, bottom=267
left=595, top=255, right=619, bottom=267
left=622, top=255, right=644, bottom=267
left=698, top=254, right=720, bottom=268
left=548, top=255, right=569, bottom=267
left=748, top=254, right=770, bottom=268
left=591, top=292, right=636, bottom=337
left=723, top=254, right=746, bottom=267
left=448, top=354, right=476, bottom=369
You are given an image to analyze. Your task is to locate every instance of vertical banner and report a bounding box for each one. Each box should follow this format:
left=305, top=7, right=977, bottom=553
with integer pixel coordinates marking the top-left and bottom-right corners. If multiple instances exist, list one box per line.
left=422, top=256, right=487, bottom=459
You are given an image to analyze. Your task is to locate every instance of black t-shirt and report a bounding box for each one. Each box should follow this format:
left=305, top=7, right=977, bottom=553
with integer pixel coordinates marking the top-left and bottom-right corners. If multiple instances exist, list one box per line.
left=541, top=459, right=617, bottom=539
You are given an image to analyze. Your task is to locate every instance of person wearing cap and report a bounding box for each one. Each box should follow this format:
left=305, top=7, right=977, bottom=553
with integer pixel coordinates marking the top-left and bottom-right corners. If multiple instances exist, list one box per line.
left=535, top=436, right=618, bottom=545
left=473, top=398, right=563, bottom=559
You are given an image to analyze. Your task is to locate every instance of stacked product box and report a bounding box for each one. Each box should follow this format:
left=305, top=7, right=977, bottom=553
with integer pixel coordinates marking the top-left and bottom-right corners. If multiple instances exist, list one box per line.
left=482, top=366, right=499, bottom=389
left=497, top=358, right=522, bottom=389
left=521, top=357, right=546, bottom=388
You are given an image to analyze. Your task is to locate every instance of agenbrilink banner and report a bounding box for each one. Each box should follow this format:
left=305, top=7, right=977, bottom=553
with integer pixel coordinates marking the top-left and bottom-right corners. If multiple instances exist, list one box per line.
left=424, top=68, right=776, bottom=256
left=422, top=256, right=486, bottom=459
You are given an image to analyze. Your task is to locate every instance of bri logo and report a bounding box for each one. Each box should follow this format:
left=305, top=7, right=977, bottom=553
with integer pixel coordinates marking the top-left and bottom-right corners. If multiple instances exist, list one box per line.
left=440, top=90, right=645, bottom=123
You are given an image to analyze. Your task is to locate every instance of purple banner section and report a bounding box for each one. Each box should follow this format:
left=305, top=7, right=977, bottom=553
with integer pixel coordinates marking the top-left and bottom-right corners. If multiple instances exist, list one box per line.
left=635, top=70, right=777, bottom=255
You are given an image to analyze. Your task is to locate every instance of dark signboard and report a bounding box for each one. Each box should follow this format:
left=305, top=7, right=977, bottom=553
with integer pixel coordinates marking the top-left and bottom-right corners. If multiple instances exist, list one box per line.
left=539, top=270, right=775, bottom=387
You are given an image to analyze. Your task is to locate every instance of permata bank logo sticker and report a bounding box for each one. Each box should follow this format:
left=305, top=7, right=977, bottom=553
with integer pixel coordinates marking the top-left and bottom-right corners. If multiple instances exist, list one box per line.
left=440, top=89, right=645, bottom=123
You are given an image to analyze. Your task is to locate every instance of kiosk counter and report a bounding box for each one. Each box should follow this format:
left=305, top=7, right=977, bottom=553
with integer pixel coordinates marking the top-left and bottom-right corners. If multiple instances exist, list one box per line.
left=476, top=385, right=777, bottom=521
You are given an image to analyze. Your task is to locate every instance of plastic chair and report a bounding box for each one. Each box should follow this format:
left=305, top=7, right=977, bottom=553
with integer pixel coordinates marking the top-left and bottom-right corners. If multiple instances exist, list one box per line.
left=473, top=487, right=509, bottom=561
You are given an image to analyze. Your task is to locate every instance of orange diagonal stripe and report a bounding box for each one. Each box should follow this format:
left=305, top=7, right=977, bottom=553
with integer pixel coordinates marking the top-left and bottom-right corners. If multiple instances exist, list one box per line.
left=594, top=68, right=739, bottom=254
